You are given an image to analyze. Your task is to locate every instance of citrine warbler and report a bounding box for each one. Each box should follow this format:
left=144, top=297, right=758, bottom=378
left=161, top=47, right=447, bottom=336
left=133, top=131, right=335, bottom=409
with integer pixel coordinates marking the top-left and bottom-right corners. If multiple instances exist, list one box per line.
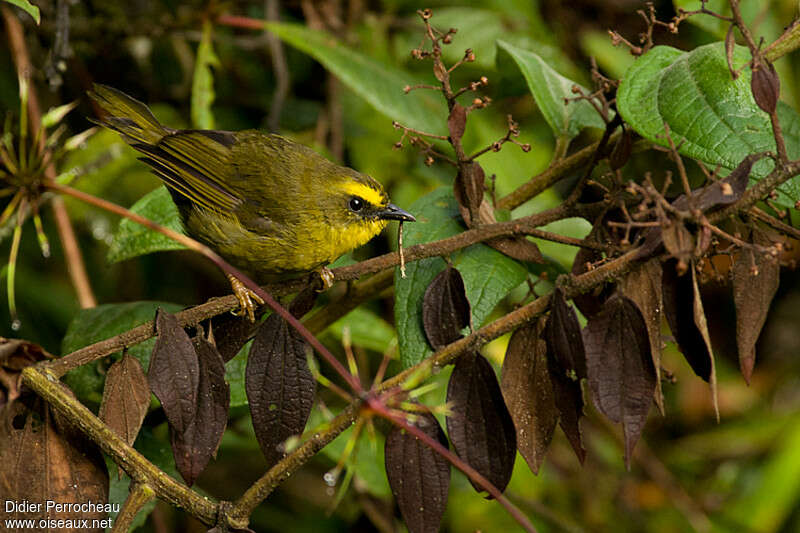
left=89, top=84, right=414, bottom=318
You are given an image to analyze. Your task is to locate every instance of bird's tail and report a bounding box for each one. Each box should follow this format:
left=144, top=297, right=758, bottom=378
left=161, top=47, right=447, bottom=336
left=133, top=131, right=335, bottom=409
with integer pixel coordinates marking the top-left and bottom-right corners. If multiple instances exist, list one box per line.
left=88, top=84, right=168, bottom=145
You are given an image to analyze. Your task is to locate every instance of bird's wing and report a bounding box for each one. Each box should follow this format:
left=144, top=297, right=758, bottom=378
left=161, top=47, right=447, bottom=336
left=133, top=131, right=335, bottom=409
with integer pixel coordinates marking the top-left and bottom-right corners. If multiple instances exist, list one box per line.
left=134, top=130, right=242, bottom=213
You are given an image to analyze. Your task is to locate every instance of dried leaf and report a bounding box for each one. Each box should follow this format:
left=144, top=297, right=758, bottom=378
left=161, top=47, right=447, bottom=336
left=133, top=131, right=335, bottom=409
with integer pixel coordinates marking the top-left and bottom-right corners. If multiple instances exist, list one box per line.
left=501, top=317, right=557, bottom=474
left=447, top=353, right=516, bottom=494
left=752, top=61, right=780, bottom=114
left=662, top=260, right=715, bottom=376
left=545, top=288, right=587, bottom=380
left=662, top=222, right=694, bottom=264
left=148, top=309, right=199, bottom=434
left=609, top=127, right=632, bottom=170
left=690, top=268, right=719, bottom=420
left=207, top=314, right=259, bottom=362
left=0, top=338, right=54, bottom=409
left=99, top=354, right=150, bottom=447
left=487, top=235, right=545, bottom=264
left=385, top=413, right=450, bottom=533
left=246, top=313, right=315, bottom=467
left=171, top=336, right=230, bottom=486
left=732, top=229, right=779, bottom=384
left=422, top=266, right=471, bottom=349
left=570, top=230, right=613, bottom=318
left=0, top=400, right=108, bottom=531
left=453, top=161, right=485, bottom=220
left=620, top=259, right=665, bottom=414
left=547, top=360, right=586, bottom=464
left=544, top=290, right=586, bottom=462
left=584, top=294, right=656, bottom=467
left=448, top=103, right=467, bottom=142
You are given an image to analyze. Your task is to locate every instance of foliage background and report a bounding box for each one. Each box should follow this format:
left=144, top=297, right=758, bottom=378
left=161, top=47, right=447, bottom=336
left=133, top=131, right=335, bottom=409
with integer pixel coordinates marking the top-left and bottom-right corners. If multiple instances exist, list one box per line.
left=2, top=0, right=800, bottom=532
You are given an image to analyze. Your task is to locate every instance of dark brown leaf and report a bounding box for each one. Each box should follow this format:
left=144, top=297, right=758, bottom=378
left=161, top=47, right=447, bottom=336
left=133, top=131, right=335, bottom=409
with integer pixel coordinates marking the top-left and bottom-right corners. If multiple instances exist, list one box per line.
left=99, top=353, right=150, bottom=447
left=609, top=127, right=632, bottom=170
left=207, top=314, right=259, bottom=363
left=545, top=288, right=587, bottom=380
left=0, top=399, right=108, bottom=531
left=148, top=309, right=199, bottom=434
left=547, top=361, right=586, bottom=464
left=620, top=259, right=665, bottom=414
left=584, top=294, right=656, bottom=467
left=385, top=412, right=450, bottom=533
left=171, top=336, right=230, bottom=486
left=752, top=61, right=780, bottom=114
left=487, top=235, right=545, bottom=264
left=662, top=261, right=713, bottom=381
left=732, top=228, right=779, bottom=384
left=501, top=317, right=557, bottom=474
left=453, top=162, right=485, bottom=220
left=422, top=266, right=471, bottom=349
left=446, top=352, right=516, bottom=494
left=246, top=313, right=315, bottom=467
left=544, top=291, right=586, bottom=463
left=570, top=231, right=614, bottom=317
left=448, top=103, right=467, bottom=142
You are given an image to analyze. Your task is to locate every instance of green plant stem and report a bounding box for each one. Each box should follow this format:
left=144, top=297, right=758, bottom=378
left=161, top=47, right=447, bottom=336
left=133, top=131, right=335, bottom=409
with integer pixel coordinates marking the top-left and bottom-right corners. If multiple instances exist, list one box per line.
left=20, top=366, right=220, bottom=526
left=765, top=19, right=800, bottom=62
left=111, top=482, right=156, bottom=533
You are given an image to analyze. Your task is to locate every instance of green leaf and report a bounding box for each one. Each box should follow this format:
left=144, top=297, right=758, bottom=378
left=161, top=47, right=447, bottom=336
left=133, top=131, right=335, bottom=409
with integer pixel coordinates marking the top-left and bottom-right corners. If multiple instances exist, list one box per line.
left=497, top=39, right=606, bottom=141
left=309, top=407, right=392, bottom=499
left=395, top=188, right=527, bottom=368
left=3, top=0, right=40, bottom=25
left=225, top=341, right=252, bottom=408
left=192, top=19, right=220, bottom=130
left=325, top=307, right=396, bottom=354
left=107, top=186, right=186, bottom=264
left=266, top=22, right=446, bottom=135
left=618, top=42, right=800, bottom=207
left=62, top=301, right=182, bottom=407
left=720, top=413, right=800, bottom=532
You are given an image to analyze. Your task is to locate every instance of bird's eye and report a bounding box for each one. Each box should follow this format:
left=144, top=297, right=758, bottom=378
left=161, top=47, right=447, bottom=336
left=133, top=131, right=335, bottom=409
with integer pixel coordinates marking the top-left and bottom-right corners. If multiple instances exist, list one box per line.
left=349, top=197, right=364, bottom=212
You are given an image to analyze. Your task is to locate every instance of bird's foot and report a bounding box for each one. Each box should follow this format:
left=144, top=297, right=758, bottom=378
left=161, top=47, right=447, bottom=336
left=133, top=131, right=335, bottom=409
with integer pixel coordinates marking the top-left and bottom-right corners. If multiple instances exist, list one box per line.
left=227, top=274, right=265, bottom=322
left=316, top=267, right=335, bottom=292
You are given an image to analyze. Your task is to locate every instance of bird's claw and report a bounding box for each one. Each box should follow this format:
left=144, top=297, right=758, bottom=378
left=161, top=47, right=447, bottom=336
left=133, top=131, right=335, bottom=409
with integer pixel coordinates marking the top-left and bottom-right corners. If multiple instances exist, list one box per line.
left=316, top=267, right=335, bottom=292
left=227, top=274, right=264, bottom=322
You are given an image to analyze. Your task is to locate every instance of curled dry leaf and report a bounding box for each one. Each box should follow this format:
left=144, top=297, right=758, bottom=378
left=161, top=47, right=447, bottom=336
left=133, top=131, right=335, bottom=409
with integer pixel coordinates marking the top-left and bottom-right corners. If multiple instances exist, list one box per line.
left=99, top=353, right=150, bottom=447
left=422, top=265, right=471, bottom=349
left=246, top=313, right=315, bottom=467
left=0, top=337, right=54, bottom=409
left=447, top=352, right=517, bottom=494
left=148, top=309, right=199, bottom=434
left=454, top=161, right=485, bottom=221
left=501, top=316, right=557, bottom=474
left=732, top=228, right=779, bottom=384
left=584, top=294, right=656, bottom=468
left=447, top=103, right=467, bottom=143
left=751, top=61, right=780, bottom=114
left=171, top=336, right=230, bottom=486
left=609, top=127, right=633, bottom=170
left=385, top=412, right=450, bottom=533
left=620, top=259, right=665, bottom=414
left=662, top=262, right=719, bottom=417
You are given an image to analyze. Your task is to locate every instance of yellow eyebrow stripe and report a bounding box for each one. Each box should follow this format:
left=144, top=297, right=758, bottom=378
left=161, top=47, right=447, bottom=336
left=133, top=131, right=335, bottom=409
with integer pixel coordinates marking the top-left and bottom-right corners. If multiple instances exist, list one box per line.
left=341, top=181, right=386, bottom=206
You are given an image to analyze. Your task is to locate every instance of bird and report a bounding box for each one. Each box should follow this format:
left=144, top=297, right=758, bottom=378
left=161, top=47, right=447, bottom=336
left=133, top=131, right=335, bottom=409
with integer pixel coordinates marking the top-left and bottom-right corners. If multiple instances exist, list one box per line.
left=88, top=84, right=415, bottom=319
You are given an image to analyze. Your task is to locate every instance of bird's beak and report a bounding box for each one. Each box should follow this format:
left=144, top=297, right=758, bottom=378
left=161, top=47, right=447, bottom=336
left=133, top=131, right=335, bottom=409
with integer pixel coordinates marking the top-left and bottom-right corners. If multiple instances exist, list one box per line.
left=378, top=203, right=416, bottom=222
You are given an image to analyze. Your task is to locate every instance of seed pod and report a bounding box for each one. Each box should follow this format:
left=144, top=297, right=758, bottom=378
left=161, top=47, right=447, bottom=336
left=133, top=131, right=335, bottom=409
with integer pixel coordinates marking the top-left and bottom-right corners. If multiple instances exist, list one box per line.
left=609, top=128, right=632, bottom=170
left=751, top=61, right=780, bottom=114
